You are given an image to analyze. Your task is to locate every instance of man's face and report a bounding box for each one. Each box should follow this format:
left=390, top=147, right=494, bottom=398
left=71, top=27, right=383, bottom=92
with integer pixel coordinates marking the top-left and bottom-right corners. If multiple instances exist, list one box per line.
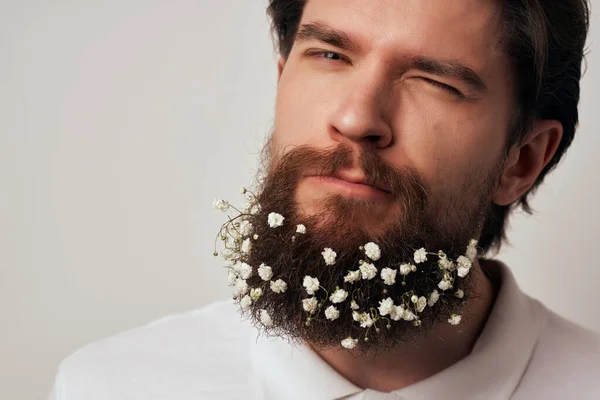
left=272, top=0, right=513, bottom=233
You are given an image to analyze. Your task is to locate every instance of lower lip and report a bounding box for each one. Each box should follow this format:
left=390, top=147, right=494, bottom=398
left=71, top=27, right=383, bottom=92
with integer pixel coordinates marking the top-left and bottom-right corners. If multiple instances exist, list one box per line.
left=305, top=176, right=390, bottom=201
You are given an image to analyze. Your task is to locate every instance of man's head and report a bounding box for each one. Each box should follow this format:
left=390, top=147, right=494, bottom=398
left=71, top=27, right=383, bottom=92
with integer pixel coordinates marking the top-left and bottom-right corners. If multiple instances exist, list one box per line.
left=220, top=0, right=589, bottom=352
left=266, top=0, right=590, bottom=253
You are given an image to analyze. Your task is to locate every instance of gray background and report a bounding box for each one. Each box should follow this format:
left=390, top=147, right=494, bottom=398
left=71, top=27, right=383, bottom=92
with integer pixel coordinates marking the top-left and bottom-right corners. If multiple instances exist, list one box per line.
left=0, top=1, right=598, bottom=399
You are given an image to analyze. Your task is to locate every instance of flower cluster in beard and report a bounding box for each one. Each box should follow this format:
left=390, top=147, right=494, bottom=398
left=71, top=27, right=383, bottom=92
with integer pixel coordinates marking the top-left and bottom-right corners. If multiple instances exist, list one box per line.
left=213, top=190, right=480, bottom=351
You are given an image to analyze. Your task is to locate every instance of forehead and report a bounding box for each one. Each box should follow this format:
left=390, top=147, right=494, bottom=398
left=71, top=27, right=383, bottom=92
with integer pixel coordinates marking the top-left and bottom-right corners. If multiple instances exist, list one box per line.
left=300, top=0, right=505, bottom=74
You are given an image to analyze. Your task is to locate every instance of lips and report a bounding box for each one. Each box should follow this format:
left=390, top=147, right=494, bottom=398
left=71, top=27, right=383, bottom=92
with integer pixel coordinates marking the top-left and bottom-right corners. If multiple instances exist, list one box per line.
left=328, top=170, right=391, bottom=194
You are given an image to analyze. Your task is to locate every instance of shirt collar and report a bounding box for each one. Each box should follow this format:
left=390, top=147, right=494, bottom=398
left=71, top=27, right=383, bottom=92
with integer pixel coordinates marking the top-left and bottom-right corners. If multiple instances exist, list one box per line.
left=250, top=260, right=543, bottom=400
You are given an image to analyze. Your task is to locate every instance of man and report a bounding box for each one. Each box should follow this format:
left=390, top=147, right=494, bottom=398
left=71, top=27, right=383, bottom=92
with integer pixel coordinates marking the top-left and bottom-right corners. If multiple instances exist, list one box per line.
left=50, top=0, right=599, bottom=399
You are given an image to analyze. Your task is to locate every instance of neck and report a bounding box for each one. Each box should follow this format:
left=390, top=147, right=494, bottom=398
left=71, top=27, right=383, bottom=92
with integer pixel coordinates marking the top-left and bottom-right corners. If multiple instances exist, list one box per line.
left=310, top=259, right=497, bottom=392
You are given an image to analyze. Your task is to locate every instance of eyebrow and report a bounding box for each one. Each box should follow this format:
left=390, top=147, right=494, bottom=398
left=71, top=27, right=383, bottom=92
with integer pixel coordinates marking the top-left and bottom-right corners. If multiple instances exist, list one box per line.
left=295, top=22, right=488, bottom=93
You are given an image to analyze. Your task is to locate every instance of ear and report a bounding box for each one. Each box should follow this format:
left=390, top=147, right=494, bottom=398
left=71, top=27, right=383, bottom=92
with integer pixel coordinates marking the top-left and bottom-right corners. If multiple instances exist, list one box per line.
left=493, top=120, right=563, bottom=206
left=277, top=56, right=286, bottom=83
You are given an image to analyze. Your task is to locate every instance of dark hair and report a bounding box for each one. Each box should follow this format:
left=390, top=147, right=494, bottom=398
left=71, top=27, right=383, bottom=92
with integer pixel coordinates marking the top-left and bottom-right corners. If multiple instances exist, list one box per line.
left=266, top=0, right=590, bottom=254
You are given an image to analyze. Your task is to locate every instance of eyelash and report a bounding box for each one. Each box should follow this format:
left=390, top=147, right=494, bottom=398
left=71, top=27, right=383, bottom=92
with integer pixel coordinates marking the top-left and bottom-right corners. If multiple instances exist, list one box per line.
left=309, top=51, right=465, bottom=98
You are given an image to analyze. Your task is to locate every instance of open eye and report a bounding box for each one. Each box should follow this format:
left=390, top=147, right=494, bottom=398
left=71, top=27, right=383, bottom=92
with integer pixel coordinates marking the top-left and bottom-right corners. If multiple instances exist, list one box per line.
left=421, top=77, right=465, bottom=98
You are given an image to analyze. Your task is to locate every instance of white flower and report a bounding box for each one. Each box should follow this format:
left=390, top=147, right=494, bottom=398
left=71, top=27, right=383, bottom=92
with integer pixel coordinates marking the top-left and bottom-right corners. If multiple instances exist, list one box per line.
left=213, top=199, right=229, bottom=212
left=363, top=242, right=381, bottom=261
left=457, top=256, right=472, bottom=277
left=439, top=258, right=455, bottom=271
left=403, top=310, right=416, bottom=321
left=341, top=337, right=358, bottom=349
left=303, top=276, right=320, bottom=295
left=296, top=224, right=307, bottom=234
left=378, top=297, right=394, bottom=316
left=411, top=295, right=418, bottom=303
left=390, top=305, right=405, bottom=321
left=302, top=297, right=318, bottom=314
left=357, top=312, right=374, bottom=328
left=250, top=287, right=263, bottom=301
left=428, top=290, right=440, bottom=307
left=228, top=270, right=238, bottom=286
left=324, top=305, right=340, bottom=321
left=414, top=248, right=428, bottom=264
left=350, top=300, right=360, bottom=310
left=359, top=262, right=377, bottom=280
left=233, top=279, right=249, bottom=297
left=448, top=314, right=462, bottom=325
left=322, top=248, right=337, bottom=265
left=270, top=279, right=288, bottom=293
left=239, top=220, right=253, bottom=237
left=344, top=270, right=361, bottom=283
left=416, top=296, right=427, bottom=312
left=399, top=263, right=413, bottom=276
left=257, top=264, right=273, bottom=281
left=438, top=278, right=452, bottom=291
left=352, top=311, right=361, bottom=321
left=455, top=289, right=464, bottom=299
left=260, top=309, right=273, bottom=327
left=241, top=238, right=252, bottom=254
left=380, top=268, right=397, bottom=285
left=329, top=289, right=348, bottom=304
left=466, top=239, right=478, bottom=262
left=267, top=212, right=285, bottom=228
left=250, top=203, right=261, bottom=215
left=240, top=295, right=252, bottom=309
left=235, top=262, right=253, bottom=279
left=240, top=187, right=247, bottom=194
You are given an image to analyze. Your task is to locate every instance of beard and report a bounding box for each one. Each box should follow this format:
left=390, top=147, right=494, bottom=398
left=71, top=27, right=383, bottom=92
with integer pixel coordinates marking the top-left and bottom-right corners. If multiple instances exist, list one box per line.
left=223, top=141, right=499, bottom=353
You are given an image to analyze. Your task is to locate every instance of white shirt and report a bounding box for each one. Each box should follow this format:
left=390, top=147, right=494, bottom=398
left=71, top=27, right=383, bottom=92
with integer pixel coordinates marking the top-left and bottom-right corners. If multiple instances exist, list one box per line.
left=49, top=261, right=600, bottom=399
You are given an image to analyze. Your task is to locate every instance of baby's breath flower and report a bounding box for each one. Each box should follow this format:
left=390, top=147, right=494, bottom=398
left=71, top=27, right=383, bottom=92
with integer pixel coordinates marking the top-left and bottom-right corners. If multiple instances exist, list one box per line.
left=357, top=312, right=374, bottom=328
left=321, top=248, right=337, bottom=265
left=329, top=288, right=349, bottom=304
left=239, top=220, right=253, bottom=237
left=241, top=238, right=252, bottom=254
left=466, top=239, right=478, bottom=262
left=296, top=224, right=306, bottom=234
left=270, top=279, right=288, bottom=294
left=378, top=297, right=394, bottom=316
left=233, top=279, right=249, bottom=297
left=303, top=276, right=320, bottom=295
left=403, top=310, right=416, bottom=322
left=228, top=270, right=238, bottom=286
left=250, top=287, right=263, bottom=301
left=359, top=262, right=378, bottom=280
left=240, top=187, right=247, bottom=194
left=414, top=248, right=428, bottom=264
left=344, top=270, right=361, bottom=283
left=390, top=305, right=405, bottom=321
left=213, top=199, right=230, bottom=212
left=457, top=256, right=472, bottom=277
left=250, top=203, right=261, bottom=215
left=439, top=258, right=455, bottom=271
left=448, top=314, right=462, bottom=326
left=438, top=278, right=452, bottom=291
left=302, top=297, right=318, bottom=314
left=428, top=290, right=440, bottom=307
left=399, top=263, right=414, bottom=276
left=455, top=289, right=465, bottom=299
left=240, top=295, right=252, bottom=309
left=416, top=296, right=427, bottom=312
left=260, top=309, right=273, bottom=327
left=363, top=242, right=381, bottom=261
left=380, top=268, right=397, bottom=285
left=411, top=295, right=418, bottom=304
left=235, top=262, right=253, bottom=280
left=341, top=337, right=358, bottom=349
left=350, top=300, right=360, bottom=310
left=267, top=212, right=285, bottom=228
left=257, top=264, right=273, bottom=281
left=352, top=311, right=361, bottom=321
left=324, top=305, right=340, bottom=321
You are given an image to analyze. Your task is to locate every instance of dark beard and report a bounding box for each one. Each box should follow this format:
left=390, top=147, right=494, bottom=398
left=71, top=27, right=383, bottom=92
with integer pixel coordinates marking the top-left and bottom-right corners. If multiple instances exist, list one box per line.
left=228, top=143, right=495, bottom=353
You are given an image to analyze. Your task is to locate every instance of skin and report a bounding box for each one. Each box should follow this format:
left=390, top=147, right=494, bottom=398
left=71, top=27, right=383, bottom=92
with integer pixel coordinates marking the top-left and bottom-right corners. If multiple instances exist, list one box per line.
left=271, top=0, right=563, bottom=392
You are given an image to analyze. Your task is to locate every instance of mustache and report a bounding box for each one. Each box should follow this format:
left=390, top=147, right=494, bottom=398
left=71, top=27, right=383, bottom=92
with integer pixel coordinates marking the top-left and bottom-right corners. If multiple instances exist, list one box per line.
left=268, top=143, right=429, bottom=203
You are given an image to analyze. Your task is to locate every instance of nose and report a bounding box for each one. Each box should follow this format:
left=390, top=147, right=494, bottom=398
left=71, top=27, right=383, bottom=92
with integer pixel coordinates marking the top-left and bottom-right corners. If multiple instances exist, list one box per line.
left=328, top=72, right=393, bottom=149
